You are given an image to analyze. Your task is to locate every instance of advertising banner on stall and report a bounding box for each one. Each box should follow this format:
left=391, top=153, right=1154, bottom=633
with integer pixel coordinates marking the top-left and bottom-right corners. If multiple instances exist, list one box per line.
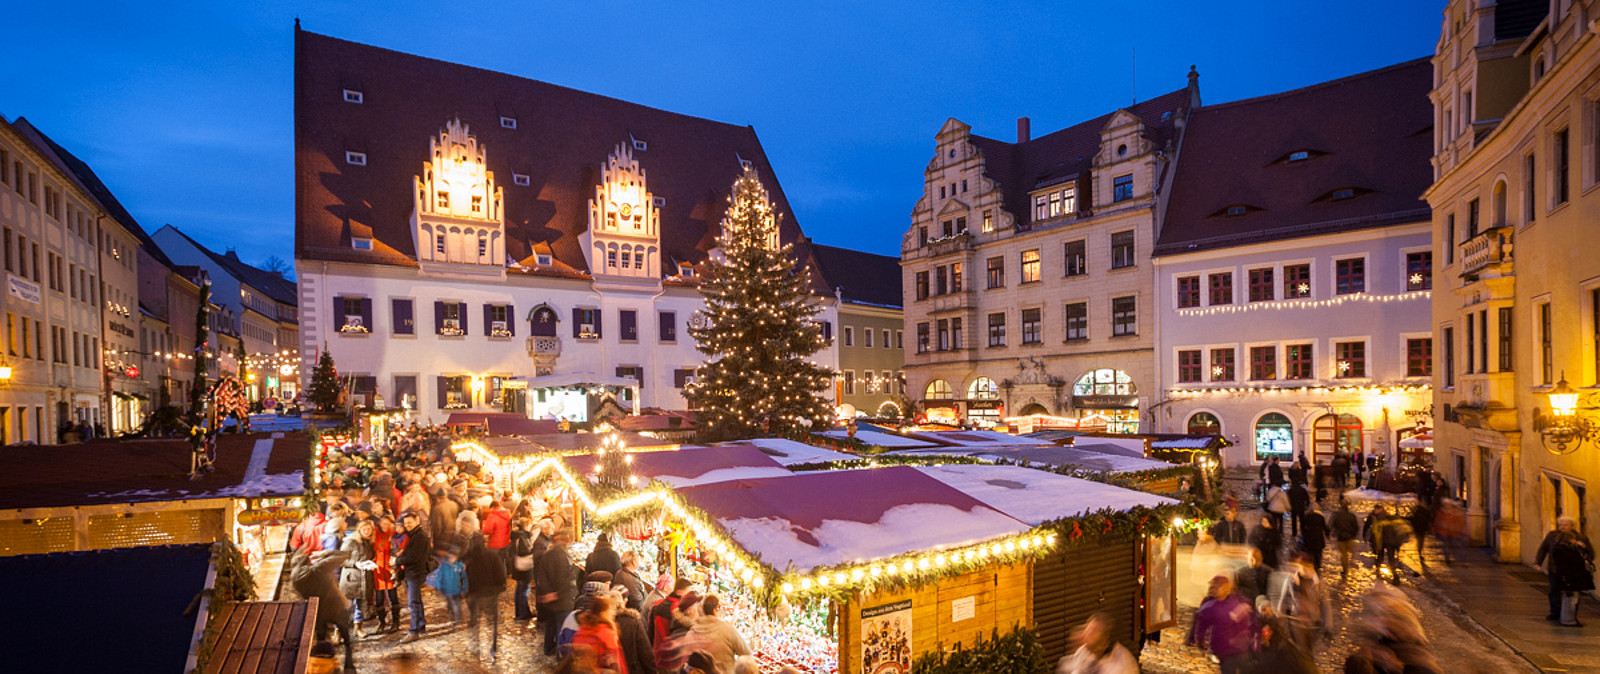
left=861, top=599, right=912, bottom=674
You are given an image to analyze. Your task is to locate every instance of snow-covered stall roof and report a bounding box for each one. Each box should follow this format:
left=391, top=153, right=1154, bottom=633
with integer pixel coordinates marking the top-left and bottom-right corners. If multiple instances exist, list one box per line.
left=912, top=430, right=1057, bottom=447
left=913, top=464, right=1178, bottom=527
left=564, top=445, right=792, bottom=488
left=887, top=445, right=1174, bottom=474
left=816, top=429, right=936, bottom=448
left=734, top=438, right=860, bottom=465
left=674, top=466, right=1030, bottom=574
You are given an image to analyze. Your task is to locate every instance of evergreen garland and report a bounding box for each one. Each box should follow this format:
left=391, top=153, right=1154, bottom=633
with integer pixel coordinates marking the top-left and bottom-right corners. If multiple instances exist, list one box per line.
left=189, top=280, right=212, bottom=416
left=910, top=626, right=1045, bottom=674
left=685, top=168, right=834, bottom=441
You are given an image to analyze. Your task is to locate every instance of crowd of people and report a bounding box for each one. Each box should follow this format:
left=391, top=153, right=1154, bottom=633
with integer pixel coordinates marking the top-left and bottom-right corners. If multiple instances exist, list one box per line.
left=287, top=424, right=779, bottom=674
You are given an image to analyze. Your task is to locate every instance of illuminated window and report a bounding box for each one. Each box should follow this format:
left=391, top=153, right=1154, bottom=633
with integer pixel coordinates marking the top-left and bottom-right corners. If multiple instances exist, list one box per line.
left=1187, top=412, right=1221, bottom=435
left=925, top=379, right=953, bottom=399
left=1020, top=249, right=1041, bottom=283
left=437, top=192, right=450, bottom=209
left=471, top=195, right=482, bottom=213
left=1211, top=348, right=1236, bottom=381
left=1255, top=413, right=1293, bottom=460
left=968, top=377, right=999, bottom=400
left=1283, top=264, right=1311, bottom=298
left=352, top=238, right=373, bottom=251
left=1288, top=150, right=1309, bottom=162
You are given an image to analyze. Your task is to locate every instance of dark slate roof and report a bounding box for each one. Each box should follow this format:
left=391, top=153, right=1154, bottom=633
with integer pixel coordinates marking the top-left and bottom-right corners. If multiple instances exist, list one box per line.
left=0, top=432, right=308, bottom=510
left=294, top=28, right=826, bottom=285
left=0, top=543, right=213, bottom=673
left=969, top=88, right=1192, bottom=227
left=1156, top=59, right=1433, bottom=256
left=809, top=243, right=903, bottom=308
left=6, top=117, right=175, bottom=268
left=1495, top=0, right=1546, bottom=42
left=166, top=226, right=299, bottom=306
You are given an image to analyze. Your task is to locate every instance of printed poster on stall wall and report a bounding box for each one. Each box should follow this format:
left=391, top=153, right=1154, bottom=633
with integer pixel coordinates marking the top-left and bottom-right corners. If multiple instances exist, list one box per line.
left=861, top=599, right=912, bottom=674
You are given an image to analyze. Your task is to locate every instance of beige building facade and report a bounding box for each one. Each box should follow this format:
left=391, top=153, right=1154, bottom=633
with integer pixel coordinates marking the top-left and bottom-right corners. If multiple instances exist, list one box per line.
left=1428, top=0, right=1599, bottom=562
left=901, top=79, right=1197, bottom=431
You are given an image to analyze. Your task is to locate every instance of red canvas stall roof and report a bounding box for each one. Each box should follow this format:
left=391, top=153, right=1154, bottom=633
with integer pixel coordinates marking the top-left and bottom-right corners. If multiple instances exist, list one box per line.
left=564, top=445, right=790, bottom=488
left=674, top=466, right=1029, bottom=573
left=444, top=412, right=558, bottom=436
left=0, top=433, right=309, bottom=511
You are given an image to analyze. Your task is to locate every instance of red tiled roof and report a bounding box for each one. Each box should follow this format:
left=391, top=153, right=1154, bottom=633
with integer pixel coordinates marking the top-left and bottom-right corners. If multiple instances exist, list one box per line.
left=969, top=88, right=1192, bottom=228
left=1156, top=59, right=1433, bottom=255
left=294, top=29, right=828, bottom=287
left=0, top=433, right=309, bottom=510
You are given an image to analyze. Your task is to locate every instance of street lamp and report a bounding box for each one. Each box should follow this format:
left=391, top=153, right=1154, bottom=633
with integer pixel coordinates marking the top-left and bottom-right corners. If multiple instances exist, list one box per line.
left=0, top=356, right=12, bottom=382
left=1534, top=373, right=1600, bottom=455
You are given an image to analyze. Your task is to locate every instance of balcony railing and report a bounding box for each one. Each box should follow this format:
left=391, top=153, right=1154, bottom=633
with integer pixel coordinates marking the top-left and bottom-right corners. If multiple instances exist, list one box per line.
left=527, top=336, right=561, bottom=357
left=924, top=231, right=972, bottom=257
left=1459, top=225, right=1513, bottom=277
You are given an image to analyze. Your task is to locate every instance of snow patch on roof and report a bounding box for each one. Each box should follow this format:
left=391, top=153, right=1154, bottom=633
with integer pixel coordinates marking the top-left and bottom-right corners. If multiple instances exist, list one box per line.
left=654, top=466, right=795, bottom=488
left=718, top=502, right=1028, bottom=573
left=913, top=464, right=1177, bottom=526
left=817, top=430, right=934, bottom=448
left=740, top=438, right=860, bottom=465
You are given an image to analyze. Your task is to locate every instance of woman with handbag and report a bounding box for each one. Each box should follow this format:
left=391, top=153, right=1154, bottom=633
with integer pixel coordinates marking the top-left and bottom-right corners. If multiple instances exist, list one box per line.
left=1548, top=521, right=1595, bottom=627
left=509, top=516, right=539, bottom=623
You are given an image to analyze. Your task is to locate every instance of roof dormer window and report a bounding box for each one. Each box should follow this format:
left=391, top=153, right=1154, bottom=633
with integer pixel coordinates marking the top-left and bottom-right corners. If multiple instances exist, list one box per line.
left=1289, top=150, right=1310, bottom=162
left=630, top=134, right=647, bottom=151
left=345, top=151, right=367, bottom=166
left=679, top=263, right=695, bottom=278
left=352, top=237, right=373, bottom=251
left=652, top=196, right=665, bottom=208
left=1226, top=206, right=1247, bottom=216
left=500, top=116, right=517, bottom=129
left=343, top=89, right=363, bottom=104
left=513, top=173, right=530, bottom=186
left=1331, top=188, right=1355, bottom=201
left=535, top=253, right=552, bottom=266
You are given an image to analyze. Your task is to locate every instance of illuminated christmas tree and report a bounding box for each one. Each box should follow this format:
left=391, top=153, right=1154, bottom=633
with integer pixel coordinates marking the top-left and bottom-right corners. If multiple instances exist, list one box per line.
left=308, top=349, right=343, bottom=413
left=686, top=167, right=834, bottom=441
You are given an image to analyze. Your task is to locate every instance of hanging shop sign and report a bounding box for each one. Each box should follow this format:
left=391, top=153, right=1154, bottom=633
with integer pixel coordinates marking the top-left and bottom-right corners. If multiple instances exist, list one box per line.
left=967, top=400, right=1004, bottom=411
left=236, top=505, right=303, bottom=527
left=7, top=275, right=40, bottom=305
left=861, top=599, right=913, bottom=674
left=1073, top=394, right=1139, bottom=410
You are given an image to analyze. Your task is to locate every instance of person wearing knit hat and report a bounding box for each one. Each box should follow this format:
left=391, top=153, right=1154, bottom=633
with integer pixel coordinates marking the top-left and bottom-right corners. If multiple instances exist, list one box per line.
left=557, top=571, right=619, bottom=658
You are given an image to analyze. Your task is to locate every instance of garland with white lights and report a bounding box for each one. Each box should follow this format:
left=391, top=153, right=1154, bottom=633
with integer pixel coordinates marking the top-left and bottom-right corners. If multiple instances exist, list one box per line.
left=1167, top=382, right=1430, bottom=396
left=1175, top=290, right=1429, bottom=317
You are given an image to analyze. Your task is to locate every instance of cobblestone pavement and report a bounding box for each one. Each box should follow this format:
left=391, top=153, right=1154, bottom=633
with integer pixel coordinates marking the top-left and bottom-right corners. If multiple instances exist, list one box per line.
left=344, top=588, right=557, bottom=673
left=1140, top=473, right=1537, bottom=674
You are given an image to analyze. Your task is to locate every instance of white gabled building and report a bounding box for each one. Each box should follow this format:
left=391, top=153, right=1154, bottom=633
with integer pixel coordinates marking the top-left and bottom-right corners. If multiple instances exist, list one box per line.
left=1152, top=60, right=1436, bottom=468
left=293, top=28, right=840, bottom=420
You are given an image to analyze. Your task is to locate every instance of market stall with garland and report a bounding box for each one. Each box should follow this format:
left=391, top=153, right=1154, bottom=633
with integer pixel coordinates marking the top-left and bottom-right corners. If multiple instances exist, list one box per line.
left=461, top=438, right=1203, bottom=673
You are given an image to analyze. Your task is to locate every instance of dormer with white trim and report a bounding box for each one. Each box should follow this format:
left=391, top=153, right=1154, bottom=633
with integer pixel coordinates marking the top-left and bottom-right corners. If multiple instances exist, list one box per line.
left=581, top=143, right=661, bottom=281
left=411, top=118, right=505, bottom=277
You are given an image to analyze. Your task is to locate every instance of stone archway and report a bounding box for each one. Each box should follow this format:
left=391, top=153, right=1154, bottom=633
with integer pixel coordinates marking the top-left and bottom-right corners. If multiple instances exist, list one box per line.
left=1018, top=403, right=1049, bottom=416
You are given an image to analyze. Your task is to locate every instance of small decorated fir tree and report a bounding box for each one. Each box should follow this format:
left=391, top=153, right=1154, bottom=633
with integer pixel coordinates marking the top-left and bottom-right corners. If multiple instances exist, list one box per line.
left=686, top=168, right=835, bottom=441
left=308, top=349, right=343, bottom=412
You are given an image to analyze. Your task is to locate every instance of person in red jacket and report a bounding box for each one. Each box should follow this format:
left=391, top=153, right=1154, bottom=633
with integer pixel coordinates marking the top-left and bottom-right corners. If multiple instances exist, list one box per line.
left=481, top=497, right=512, bottom=566
left=291, top=508, right=328, bottom=554
left=572, top=595, right=628, bottom=674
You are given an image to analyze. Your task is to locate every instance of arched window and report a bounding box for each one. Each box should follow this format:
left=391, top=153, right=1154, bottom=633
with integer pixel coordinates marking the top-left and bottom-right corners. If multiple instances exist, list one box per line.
left=1072, top=368, right=1136, bottom=396
left=1312, top=413, right=1363, bottom=462
left=1492, top=180, right=1507, bottom=227
left=1187, top=412, right=1221, bottom=435
left=1254, top=413, right=1293, bottom=461
left=967, top=377, right=999, bottom=400
left=925, top=379, right=953, bottom=400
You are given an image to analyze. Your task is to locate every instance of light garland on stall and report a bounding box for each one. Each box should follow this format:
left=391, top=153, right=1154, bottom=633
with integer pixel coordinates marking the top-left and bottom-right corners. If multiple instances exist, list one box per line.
left=1175, top=290, right=1429, bottom=317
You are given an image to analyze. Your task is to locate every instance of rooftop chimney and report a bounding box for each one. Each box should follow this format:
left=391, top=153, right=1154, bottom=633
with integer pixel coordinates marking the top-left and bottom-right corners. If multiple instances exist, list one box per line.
left=1017, top=117, right=1031, bottom=143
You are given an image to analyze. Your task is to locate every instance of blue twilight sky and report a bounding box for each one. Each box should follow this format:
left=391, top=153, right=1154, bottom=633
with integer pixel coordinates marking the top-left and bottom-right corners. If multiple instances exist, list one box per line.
left=2, top=1, right=1443, bottom=269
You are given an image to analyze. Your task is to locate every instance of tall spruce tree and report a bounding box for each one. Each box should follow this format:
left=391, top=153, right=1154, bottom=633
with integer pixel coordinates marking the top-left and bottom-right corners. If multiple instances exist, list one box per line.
left=686, top=168, right=834, bottom=441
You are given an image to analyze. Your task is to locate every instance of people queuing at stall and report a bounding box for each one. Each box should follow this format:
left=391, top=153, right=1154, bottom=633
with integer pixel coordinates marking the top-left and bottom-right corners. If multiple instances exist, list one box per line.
left=293, top=423, right=761, bottom=673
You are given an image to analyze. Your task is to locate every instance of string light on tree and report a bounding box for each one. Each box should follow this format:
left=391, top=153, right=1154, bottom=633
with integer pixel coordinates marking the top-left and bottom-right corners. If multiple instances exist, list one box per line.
left=684, top=167, right=834, bottom=441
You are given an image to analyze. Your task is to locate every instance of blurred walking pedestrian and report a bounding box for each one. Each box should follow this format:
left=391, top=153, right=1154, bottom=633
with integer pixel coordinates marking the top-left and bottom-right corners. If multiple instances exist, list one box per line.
left=1538, top=516, right=1595, bottom=626
left=1331, top=500, right=1360, bottom=580
left=1055, top=612, right=1136, bottom=674
left=1189, top=575, right=1258, bottom=674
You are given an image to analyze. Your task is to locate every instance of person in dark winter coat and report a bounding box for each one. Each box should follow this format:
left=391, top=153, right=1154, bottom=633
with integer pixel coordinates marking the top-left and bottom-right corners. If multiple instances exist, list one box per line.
left=1409, top=503, right=1435, bottom=573
left=1248, top=620, right=1316, bottom=674
left=1299, top=505, right=1327, bottom=573
left=534, top=531, right=578, bottom=656
left=464, top=533, right=508, bottom=663
left=508, top=517, right=539, bottom=622
left=585, top=532, right=624, bottom=578
left=1235, top=549, right=1272, bottom=603
left=613, top=551, right=648, bottom=615
left=395, top=510, right=433, bottom=642
left=1261, top=458, right=1285, bottom=488
left=1211, top=508, right=1248, bottom=545
left=292, top=549, right=356, bottom=670
left=1287, top=483, right=1310, bottom=537
left=1249, top=516, right=1282, bottom=569
left=1538, top=516, right=1596, bottom=626
left=1330, top=501, right=1361, bottom=579
left=611, top=588, right=655, bottom=674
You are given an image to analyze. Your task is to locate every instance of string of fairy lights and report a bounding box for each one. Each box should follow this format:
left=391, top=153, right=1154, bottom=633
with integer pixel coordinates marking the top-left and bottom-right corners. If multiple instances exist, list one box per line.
left=1174, top=290, right=1429, bottom=317
left=1166, top=382, right=1432, bottom=397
